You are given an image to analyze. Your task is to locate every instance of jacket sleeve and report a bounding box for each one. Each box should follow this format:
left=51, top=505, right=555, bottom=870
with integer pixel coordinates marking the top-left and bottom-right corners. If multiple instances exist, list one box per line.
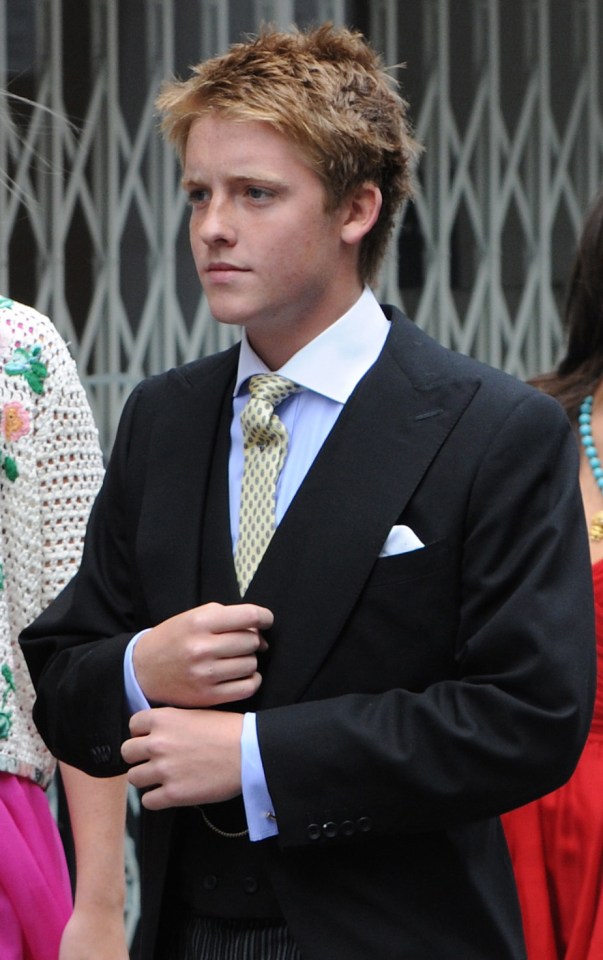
left=256, top=390, right=597, bottom=848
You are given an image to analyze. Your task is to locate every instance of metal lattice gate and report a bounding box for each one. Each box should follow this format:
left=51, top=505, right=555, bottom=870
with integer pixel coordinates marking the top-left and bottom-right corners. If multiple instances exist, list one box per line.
left=1, top=0, right=602, bottom=450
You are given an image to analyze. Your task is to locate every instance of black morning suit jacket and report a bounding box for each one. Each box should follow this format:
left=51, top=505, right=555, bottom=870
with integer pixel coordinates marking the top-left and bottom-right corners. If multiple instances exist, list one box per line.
left=22, top=307, right=596, bottom=959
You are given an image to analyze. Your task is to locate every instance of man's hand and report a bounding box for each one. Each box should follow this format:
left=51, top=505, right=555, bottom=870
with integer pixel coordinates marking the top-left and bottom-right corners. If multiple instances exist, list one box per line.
left=133, top=601, right=273, bottom=706
left=121, top=707, right=243, bottom=810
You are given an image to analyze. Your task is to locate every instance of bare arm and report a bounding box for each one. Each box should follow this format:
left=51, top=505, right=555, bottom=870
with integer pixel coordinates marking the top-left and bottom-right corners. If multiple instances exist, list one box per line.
left=58, top=764, right=129, bottom=960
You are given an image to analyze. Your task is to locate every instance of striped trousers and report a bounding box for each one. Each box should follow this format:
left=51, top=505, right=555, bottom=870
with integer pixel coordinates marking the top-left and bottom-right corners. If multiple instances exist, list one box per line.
left=168, top=915, right=303, bottom=960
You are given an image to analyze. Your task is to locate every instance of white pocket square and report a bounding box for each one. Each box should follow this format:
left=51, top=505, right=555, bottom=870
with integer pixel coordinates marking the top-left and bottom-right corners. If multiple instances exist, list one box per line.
left=379, top=524, right=425, bottom=558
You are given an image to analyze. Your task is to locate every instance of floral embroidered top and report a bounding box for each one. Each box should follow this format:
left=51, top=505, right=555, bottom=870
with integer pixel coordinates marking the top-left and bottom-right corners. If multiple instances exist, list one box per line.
left=0, top=297, right=104, bottom=787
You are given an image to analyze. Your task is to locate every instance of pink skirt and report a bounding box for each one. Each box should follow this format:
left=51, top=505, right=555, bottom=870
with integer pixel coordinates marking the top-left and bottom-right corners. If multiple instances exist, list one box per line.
left=0, top=773, right=72, bottom=960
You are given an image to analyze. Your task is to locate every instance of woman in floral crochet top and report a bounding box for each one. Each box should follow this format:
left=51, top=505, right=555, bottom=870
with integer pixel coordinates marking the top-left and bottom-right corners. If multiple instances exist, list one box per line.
left=0, top=297, right=128, bottom=959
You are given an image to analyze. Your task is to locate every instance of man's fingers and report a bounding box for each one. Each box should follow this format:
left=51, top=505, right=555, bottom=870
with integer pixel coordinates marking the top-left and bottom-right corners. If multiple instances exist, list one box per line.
left=202, top=601, right=274, bottom=634
left=138, top=785, right=171, bottom=811
left=205, top=671, right=263, bottom=705
left=199, top=631, right=268, bottom=661
left=124, top=754, right=153, bottom=786
left=207, top=654, right=262, bottom=684
left=121, top=735, right=145, bottom=767
left=128, top=709, right=152, bottom=738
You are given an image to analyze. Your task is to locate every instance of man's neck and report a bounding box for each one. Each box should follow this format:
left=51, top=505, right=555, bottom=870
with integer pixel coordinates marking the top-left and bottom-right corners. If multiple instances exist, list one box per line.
left=245, top=284, right=365, bottom=370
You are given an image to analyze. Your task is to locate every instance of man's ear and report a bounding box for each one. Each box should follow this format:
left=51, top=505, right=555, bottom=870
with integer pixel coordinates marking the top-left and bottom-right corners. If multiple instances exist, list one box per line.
left=340, top=182, right=382, bottom=245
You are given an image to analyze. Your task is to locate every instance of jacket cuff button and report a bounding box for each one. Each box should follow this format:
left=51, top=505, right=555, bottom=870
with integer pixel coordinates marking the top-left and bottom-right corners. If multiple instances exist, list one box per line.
left=357, top=816, right=372, bottom=833
left=243, top=876, right=259, bottom=894
left=307, top=823, right=321, bottom=840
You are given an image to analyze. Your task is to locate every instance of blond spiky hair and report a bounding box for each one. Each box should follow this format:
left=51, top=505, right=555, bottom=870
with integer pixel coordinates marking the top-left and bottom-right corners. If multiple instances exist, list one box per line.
left=156, top=23, right=421, bottom=284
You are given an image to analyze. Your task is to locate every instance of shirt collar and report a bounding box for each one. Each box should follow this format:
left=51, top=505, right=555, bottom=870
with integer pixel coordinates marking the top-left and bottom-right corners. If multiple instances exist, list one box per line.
left=234, top=287, right=390, bottom=404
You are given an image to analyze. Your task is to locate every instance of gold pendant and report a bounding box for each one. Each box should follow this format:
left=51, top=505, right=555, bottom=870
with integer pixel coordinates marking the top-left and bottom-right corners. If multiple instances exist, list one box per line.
left=590, top=511, right=603, bottom=541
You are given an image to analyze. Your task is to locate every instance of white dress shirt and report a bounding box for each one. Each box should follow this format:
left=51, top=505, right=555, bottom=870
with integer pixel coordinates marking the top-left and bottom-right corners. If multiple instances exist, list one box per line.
left=124, top=286, right=391, bottom=839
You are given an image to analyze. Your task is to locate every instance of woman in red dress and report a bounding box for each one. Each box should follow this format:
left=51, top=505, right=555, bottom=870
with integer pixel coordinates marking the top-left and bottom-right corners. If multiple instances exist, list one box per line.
left=502, top=186, right=603, bottom=959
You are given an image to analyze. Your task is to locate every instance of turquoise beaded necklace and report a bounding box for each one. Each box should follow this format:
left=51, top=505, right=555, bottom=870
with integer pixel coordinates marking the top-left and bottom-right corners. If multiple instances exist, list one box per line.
left=579, top=394, right=603, bottom=540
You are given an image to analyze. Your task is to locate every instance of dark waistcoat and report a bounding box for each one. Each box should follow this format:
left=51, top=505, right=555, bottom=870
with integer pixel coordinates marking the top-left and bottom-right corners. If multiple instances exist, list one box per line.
left=167, top=392, right=283, bottom=920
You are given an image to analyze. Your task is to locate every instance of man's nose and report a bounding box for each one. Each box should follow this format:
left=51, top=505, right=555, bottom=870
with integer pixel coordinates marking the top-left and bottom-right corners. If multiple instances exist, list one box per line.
left=197, top=197, right=236, bottom=245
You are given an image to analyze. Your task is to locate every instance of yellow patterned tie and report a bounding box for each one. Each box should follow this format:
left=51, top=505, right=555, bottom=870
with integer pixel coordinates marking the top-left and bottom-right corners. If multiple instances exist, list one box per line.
left=234, top=374, right=301, bottom=594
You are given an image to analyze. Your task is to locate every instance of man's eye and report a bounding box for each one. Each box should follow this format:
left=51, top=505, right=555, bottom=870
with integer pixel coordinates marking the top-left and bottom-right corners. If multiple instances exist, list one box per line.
left=188, top=189, right=208, bottom=204
left=247, top=187, right=272, bottom=200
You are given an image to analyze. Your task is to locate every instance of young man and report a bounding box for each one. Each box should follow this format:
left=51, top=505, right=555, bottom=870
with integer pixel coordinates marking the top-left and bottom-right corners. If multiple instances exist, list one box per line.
left=21, top=24, right=595, bottom=960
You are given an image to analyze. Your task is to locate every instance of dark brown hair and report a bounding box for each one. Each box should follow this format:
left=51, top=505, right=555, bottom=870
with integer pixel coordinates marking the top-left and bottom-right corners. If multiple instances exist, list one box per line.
left=531, top=186, right=603, bottom=422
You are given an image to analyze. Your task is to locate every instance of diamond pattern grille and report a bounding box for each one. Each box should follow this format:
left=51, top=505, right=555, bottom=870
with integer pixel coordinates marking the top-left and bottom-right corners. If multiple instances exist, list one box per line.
left=2, top=0, right=601, bottom=450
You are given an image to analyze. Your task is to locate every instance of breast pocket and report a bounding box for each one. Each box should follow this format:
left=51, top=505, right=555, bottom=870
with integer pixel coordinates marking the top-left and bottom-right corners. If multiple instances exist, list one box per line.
left=319, top=537, right=458, bottom=693
left=367, top=538, right=451, bottom=588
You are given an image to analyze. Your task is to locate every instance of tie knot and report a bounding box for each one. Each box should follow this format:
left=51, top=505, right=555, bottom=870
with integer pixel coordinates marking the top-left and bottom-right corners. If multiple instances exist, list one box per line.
left=240, top=374, right=300, bottom=450
left=235, top=374, right=300, bottom=594
left=248, top=374, right=300, bottom=407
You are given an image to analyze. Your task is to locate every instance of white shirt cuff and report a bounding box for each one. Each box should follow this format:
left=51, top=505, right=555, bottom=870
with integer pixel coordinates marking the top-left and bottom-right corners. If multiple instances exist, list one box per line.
left=241, top=712, right=278, bottom=841
left=123, top=630, right=151, bottom=713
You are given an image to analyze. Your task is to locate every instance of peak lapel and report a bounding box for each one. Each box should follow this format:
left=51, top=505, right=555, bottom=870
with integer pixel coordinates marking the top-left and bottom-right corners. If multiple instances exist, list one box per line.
left=136, top=348, right=239, bottom=623
left=247, top=316, right=480, bottom=707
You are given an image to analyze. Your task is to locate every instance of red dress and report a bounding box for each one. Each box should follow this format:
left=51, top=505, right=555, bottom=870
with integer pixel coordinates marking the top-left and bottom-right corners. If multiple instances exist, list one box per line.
left=502, top=559, right=603, bottom=959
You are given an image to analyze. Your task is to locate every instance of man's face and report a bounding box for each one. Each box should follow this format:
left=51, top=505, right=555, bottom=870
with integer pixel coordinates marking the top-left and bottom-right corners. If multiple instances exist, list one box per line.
left=182, top=113, right=361, bottom=361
